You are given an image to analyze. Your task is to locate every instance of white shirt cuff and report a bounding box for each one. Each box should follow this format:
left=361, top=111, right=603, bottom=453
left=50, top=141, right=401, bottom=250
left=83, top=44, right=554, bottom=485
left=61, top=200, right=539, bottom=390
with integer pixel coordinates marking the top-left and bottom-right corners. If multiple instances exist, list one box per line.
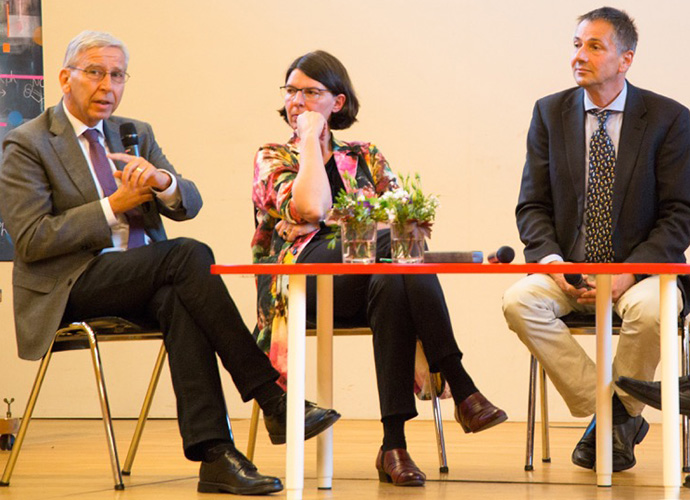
left=100, top=197, right=118, bottom=226
left=539, top=254, right=564, bottom=264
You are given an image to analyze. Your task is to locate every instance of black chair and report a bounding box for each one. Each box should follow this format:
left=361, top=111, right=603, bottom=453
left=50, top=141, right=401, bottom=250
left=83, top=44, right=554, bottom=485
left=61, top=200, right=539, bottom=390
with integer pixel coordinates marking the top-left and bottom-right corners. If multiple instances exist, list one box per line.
left=524, top=312, right=690, bottom=471
left=0, top=317, right=167, bottom=490
left=246, top=326, right=450, bottom=473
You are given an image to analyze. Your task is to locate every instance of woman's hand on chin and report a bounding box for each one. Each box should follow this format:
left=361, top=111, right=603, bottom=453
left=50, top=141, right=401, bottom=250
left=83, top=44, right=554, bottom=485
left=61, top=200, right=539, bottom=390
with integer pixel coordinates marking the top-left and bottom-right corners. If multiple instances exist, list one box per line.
left=296, top=111, right=327, bottom=140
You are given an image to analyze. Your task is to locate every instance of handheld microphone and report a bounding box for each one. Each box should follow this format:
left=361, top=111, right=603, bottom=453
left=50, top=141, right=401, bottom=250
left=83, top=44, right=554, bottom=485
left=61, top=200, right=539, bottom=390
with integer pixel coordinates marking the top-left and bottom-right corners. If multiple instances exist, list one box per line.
left=119, top=122, right=150, bottom=213
left=488, top=245, right=515, bottom=264
left=120, top=122, right=140, bottom=157
left=565, top=273, right=588, bottom=289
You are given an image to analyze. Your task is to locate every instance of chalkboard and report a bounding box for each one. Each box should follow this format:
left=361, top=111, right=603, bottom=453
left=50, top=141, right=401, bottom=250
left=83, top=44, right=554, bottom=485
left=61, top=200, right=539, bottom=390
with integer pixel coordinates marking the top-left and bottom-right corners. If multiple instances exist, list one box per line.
left=0, top=0, right=44, bottom=261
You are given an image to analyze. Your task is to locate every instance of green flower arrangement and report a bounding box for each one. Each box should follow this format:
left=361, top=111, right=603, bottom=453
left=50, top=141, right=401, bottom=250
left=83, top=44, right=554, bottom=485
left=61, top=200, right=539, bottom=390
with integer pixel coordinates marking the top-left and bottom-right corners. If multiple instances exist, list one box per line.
left=326, top=174, right=386, bottom=250
left=379, top=173, right=440, bottom=238
left=326, top=173, right=439, bottom=260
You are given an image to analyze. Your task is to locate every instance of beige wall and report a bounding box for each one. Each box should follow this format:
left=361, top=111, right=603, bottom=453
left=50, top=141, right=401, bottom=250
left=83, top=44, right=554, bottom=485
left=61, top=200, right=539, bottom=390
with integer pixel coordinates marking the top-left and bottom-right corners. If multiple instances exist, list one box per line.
left=1, top=0, right=689, bottom=426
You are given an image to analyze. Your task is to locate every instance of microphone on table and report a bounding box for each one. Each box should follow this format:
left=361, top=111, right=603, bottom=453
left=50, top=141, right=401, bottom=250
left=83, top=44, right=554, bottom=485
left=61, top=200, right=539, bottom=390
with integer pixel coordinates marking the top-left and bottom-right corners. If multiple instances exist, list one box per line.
left=565, top=273, right=589, bottom=289
left=120, top=122, right=140, bottom=157
left=488, top=245, right=515, bottom=264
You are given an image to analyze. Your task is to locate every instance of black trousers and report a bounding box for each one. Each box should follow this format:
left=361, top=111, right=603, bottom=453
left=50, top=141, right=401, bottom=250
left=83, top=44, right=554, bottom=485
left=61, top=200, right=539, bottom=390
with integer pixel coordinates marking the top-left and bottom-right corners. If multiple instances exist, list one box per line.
left=65, top=237, right=279, bottom=460
left=297, top=230, right=461, bottom=421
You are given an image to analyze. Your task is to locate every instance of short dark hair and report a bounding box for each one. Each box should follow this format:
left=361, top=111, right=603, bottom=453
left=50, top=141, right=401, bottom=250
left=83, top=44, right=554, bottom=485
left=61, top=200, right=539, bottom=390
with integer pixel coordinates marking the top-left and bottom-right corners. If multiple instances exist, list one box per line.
left=278, top=50, right=359, bottom=130
left=578, top=6, right=638, bottom=53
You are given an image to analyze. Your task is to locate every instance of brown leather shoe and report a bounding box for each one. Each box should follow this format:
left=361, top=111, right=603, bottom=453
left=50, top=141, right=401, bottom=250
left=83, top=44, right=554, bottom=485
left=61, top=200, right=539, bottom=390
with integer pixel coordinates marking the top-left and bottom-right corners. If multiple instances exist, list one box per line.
left=375, top=447, right=426, bottom=486
left=455, top=391, right=508, bottom=433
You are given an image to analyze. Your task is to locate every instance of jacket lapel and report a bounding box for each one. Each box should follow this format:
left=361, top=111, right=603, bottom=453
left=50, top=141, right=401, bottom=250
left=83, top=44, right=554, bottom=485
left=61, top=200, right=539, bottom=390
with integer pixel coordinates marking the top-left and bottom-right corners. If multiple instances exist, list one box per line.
left=332, top=139, right=359, bottom=194
left=48, top=102, right=100, bottom=203
left=562, top=88, right=587, bottom=222
left=612, top=82, right=646, bottom=229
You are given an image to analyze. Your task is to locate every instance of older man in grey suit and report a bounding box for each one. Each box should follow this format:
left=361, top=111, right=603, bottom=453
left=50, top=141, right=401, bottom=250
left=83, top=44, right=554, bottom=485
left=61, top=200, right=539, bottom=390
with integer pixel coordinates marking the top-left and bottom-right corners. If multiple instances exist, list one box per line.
left=503, top=7, right=690, bottom=473
left=0, top=31, right=339, bottom=495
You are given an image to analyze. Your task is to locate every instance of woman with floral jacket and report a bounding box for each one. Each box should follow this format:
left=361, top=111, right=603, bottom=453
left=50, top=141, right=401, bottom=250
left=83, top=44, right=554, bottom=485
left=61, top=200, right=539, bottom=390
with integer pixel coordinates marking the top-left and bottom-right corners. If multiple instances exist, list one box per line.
left=251, top=50, right=506, bottom=486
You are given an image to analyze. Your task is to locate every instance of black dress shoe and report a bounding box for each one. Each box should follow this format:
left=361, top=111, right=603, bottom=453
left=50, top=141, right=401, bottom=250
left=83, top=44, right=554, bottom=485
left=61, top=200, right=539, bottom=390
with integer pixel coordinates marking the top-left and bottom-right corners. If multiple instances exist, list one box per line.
left=198, top=445, right=283, bottom=495
left=616, top=376, right=690, bottom=415
left=572, top=416, right=596, bottom=469
left=571, top=415, right=650, bottom=472
left=611, top=415, right=649, bottom=472
left=263, top=394, right=341, bottom=445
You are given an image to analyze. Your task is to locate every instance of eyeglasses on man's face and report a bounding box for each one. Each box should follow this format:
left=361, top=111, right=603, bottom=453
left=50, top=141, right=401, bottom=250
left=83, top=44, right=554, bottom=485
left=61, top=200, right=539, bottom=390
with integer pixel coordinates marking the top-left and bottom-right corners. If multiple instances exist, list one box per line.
left=280, top=85, right=331, bottom=101
left=68, top=65, right=130, bottom=84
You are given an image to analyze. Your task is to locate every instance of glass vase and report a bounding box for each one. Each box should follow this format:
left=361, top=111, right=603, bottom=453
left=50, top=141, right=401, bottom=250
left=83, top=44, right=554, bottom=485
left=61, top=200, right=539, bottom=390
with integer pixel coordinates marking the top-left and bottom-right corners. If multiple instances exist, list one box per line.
left=341, top=219, right=377, bottom=264
left=390, top=222, right=425, bottom=263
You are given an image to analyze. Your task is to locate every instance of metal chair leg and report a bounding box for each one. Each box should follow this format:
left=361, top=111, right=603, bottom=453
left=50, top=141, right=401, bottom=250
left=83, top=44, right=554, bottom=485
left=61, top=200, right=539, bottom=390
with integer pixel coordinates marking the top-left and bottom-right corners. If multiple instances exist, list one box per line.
left=247, top=400, right=261, bottom=462
left=0, top=344, right=56, bottom=486
left=84, top=323, right=124, bottom=490
left=122, top=342, right=167, bottom=475
left=525, top=354, right=538, bottom=471
left=539, top=364, right=551, bottom=463
left=430, top=372, right=448, bottom=473
left=682, top=320, right=690, bottom=472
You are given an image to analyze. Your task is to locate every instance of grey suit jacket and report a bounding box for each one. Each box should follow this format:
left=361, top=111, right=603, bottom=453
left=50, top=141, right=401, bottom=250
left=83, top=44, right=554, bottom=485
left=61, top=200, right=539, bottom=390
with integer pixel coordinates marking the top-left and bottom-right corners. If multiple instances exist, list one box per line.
left=0, top=103, right=203, bottom=360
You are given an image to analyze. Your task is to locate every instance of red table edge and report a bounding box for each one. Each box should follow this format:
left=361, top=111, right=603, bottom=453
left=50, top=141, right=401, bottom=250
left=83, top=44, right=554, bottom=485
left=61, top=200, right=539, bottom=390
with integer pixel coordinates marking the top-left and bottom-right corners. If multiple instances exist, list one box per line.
left=212, top=262, right=690, bottom=275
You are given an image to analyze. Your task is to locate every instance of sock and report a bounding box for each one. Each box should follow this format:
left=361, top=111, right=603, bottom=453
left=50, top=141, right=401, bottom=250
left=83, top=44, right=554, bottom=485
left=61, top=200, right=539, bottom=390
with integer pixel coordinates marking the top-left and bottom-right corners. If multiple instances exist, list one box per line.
left=250, top=381, right=284, bottom=416
left=201, top=439, right=235, bottom=462
left=382, top=416, right=407, bottom=451
left=436, top=353, right=478, bottom=403
left=612, top=392, right=632, bottom=425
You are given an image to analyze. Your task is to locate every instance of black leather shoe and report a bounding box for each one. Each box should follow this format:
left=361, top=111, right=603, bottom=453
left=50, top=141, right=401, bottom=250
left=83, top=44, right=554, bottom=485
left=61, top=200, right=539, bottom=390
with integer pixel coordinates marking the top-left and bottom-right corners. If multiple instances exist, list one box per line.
left=611, top=415, right=649, bottom=472
left=263, top=394, right=341, bottom=445
left=572, top=416, right=596, bottom=469
left=571, top=415, right=650, bottom=472
left=198, top=445, right=283, bottom=495
left=616, top=376, right=690, bottom=415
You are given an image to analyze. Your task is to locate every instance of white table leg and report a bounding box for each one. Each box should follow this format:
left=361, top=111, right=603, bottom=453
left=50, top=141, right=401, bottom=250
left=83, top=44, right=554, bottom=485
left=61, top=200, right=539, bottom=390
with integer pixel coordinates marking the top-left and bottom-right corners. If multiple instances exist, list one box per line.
left=595, top=274, right=613, bottom=487
left=660, top=274, right=681, bottom=487
left=316, top=275, right=334, bottom=489
left=287, top=275, right=306, bottom=500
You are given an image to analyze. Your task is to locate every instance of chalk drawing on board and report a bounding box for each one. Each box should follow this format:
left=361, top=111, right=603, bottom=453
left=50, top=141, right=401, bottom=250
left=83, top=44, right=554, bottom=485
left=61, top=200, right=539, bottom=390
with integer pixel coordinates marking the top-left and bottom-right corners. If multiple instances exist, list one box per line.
left=0, top=0, right=43, bottom=261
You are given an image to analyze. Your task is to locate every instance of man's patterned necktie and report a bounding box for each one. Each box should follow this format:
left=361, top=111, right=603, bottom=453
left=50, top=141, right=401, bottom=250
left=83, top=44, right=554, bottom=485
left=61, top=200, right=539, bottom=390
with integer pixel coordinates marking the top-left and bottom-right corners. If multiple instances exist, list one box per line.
left=585, top=109, right=615, bottom=263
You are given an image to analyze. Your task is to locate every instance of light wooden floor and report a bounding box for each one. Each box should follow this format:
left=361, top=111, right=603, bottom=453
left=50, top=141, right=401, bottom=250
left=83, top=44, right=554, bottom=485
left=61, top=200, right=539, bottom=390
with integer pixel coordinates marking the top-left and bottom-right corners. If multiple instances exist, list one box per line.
left=1, top=418, right=690, bottom=499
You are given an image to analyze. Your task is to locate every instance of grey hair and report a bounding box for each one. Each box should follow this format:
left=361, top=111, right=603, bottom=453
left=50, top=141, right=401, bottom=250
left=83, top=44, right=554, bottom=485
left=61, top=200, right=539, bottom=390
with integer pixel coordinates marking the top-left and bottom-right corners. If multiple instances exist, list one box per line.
left=62, top=30, right=129, bottom=68
left=578, top=7, right=638, bottom=53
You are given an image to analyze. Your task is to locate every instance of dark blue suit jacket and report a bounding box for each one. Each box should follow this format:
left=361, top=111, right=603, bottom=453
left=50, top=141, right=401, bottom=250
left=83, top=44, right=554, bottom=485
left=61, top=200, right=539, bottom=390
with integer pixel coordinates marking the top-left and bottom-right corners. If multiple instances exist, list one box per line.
left=516, top=82, right=690, bottom=306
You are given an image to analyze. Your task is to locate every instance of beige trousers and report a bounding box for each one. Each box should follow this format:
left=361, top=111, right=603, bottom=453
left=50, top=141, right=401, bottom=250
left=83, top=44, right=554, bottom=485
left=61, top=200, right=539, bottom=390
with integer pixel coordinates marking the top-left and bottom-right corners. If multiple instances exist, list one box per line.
left=503, top=274, right=682, bottom=417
